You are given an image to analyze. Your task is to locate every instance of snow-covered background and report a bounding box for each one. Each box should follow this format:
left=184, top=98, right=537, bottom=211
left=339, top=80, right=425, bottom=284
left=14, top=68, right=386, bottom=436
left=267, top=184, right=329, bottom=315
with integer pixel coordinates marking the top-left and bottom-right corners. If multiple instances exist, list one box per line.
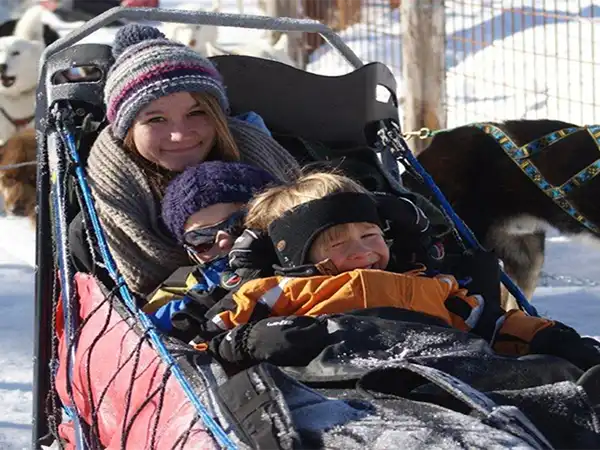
left=1, top=0, right=599, bottom=448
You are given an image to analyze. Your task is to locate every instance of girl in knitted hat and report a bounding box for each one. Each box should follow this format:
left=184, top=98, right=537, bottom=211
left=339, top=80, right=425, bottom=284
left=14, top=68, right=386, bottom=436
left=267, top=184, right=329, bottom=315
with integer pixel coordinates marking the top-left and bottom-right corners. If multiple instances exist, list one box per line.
left=83, top=23, right=300, bottom=295
left=143, top=160, right=278, bottom=334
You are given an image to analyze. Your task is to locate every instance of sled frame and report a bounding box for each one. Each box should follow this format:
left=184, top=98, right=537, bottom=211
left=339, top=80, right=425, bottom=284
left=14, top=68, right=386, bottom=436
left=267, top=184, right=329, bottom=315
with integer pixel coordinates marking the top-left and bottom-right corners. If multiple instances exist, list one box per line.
left=33, top=7, right=371, bottom=449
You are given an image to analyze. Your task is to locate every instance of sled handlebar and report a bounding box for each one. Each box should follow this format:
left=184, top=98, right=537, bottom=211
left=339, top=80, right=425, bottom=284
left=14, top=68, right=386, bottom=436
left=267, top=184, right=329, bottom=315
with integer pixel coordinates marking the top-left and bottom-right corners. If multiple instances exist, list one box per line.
left=41, top=6, right=364, bottom=69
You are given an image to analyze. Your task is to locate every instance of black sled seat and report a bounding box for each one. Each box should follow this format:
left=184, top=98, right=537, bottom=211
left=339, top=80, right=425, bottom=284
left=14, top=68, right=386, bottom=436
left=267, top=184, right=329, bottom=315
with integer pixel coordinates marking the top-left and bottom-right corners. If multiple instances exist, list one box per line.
left=212, top=55, right=399, bottom=149
left=213, top=55, right=403, bottom=191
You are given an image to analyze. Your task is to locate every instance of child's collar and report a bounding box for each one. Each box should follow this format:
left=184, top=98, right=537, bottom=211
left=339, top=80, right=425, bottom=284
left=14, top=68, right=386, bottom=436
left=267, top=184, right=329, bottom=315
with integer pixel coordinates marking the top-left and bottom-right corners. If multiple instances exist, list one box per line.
left=272, top=258, right=340, bottom=277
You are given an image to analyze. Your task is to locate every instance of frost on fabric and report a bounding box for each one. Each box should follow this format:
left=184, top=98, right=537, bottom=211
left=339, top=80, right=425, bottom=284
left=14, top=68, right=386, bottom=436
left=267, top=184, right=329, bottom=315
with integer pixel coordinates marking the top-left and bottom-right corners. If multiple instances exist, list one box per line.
left=348, top=328, right=468, bottom=370
left=318, top=399, right=534, bottom=449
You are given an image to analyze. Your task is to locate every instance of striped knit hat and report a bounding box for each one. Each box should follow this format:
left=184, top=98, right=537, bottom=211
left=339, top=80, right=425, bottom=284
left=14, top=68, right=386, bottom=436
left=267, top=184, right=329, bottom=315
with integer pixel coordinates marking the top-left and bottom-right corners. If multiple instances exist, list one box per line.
left=105, top=24, right=229, bottom=140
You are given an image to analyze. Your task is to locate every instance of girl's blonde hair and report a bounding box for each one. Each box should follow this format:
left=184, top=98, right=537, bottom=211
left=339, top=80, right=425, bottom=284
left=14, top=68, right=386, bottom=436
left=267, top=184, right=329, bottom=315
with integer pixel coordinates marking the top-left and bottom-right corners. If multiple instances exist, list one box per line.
left=245, top=171, right=370, bottom=231
left=123, top=92, right=240, bottom=197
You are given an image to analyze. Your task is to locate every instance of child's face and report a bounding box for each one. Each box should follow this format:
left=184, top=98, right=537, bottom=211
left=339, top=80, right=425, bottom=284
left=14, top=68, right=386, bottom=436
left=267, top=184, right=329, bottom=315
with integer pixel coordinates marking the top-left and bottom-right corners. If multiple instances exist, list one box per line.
left=183, top=202, right=244, bottom=264
left=308, top=222, right=390, bottom=272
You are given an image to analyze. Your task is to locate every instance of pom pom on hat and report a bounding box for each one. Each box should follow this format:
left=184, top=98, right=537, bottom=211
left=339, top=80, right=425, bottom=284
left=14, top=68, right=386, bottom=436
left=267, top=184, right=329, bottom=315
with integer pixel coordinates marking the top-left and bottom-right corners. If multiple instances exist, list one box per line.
left=112, top=24, right=166, bottom=59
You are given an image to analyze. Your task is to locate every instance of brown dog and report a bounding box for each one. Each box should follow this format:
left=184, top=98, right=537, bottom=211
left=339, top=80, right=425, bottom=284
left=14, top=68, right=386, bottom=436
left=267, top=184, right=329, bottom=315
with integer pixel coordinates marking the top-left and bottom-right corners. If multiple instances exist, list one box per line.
left=0, top=127, right=37, bottom=226
left=403, top=120, right=600, bottom=311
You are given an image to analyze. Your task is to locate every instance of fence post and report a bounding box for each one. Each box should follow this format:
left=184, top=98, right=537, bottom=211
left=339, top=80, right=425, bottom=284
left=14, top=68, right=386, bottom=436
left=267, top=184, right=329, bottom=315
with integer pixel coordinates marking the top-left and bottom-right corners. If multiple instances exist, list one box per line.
left=401, top=0, right=446, bottom=155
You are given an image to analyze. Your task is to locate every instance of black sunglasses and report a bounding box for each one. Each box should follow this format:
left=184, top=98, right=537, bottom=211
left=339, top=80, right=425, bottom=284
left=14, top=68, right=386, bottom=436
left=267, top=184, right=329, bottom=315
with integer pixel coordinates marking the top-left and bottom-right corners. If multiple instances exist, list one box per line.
left=183, top=210, right=246, bottom=254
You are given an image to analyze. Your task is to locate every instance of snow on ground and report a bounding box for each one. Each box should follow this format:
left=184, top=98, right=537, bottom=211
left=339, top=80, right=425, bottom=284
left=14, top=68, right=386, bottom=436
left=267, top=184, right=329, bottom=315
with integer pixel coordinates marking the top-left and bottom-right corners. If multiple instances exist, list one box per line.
left=0, top=0, right=598, bottom=448
left=0, top=218, right=35, bottom=450
left=534, top=234, right=600, bottom=335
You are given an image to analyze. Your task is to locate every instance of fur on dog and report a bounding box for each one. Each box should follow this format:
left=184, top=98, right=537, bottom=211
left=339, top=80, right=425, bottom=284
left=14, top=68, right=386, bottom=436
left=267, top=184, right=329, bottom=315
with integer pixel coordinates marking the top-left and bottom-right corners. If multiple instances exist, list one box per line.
left=205, top=34, right=297, bottom=67
left=403, top=119, right=600, bottom=310
left=163, top=3, right=297, bottom=67
left=161, top=3, right=219, bottom=57
left=0, top=127, right=36, bottom=226
left=0, top=5, right=59, bottom=146
left=302, top=0, right=363, bottom=55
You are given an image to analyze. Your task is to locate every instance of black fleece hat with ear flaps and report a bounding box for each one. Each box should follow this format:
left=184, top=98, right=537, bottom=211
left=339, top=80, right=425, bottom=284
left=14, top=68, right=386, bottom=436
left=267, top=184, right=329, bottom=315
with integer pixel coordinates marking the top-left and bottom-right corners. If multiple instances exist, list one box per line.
left=267, top=192, right=432, bottom=269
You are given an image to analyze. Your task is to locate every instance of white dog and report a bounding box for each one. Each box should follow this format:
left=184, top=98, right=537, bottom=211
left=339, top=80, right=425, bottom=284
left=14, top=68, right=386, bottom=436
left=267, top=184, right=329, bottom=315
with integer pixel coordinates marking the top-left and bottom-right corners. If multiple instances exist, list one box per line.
left=162, top=2, right=296, bottom=67
left=205, top=34, right=297, bottom=68
left=161, top=3, right=219, bottom=56
left=0, top=5, right=58, bottom=145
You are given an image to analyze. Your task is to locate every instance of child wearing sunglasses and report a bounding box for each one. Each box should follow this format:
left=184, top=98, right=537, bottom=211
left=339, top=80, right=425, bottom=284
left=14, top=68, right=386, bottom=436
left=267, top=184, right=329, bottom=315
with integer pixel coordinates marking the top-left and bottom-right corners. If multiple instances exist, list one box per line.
left=143, top=161, right=278, bottom=333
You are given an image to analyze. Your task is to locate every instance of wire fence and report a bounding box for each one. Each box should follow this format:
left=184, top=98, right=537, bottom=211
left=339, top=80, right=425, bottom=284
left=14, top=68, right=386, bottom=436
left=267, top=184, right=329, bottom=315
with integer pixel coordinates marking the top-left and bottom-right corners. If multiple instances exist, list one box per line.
left=304, top=0, right=403, bottom=79
left=6, top=1, right=599, bottom=130
left=446, top=0, right=600, bottom=127
left=302, top=0, right=600, bottom=129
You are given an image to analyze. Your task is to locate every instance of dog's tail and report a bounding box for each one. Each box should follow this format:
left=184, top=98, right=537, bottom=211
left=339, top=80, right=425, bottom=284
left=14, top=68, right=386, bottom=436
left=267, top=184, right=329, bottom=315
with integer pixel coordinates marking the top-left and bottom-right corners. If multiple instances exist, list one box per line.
left=13, top=4, right=47, bottom=43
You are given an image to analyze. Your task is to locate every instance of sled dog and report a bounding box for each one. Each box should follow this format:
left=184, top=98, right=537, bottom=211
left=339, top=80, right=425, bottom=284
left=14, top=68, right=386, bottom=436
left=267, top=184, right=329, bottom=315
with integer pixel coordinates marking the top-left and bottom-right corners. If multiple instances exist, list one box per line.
left=0, top=127, right=37, bottom=225
left=163, top=3, right=296, bottom=67
left=0, top=5, right=59, bottom=145
left=404, top=119, right=600, bottom=310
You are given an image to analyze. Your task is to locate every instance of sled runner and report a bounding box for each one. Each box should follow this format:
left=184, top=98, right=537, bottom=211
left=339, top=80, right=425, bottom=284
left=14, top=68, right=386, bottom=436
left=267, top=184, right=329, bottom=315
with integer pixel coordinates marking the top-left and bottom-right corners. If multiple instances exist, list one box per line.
left=33, top=7, right=600, bottom=450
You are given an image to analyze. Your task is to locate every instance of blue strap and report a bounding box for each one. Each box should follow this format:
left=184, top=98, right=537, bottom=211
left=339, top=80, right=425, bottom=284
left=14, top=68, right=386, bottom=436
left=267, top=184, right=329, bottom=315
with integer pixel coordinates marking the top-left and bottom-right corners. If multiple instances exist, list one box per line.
left=381, top=122, right=539, bottom=316
left=59, top=121, right=237, bottom=450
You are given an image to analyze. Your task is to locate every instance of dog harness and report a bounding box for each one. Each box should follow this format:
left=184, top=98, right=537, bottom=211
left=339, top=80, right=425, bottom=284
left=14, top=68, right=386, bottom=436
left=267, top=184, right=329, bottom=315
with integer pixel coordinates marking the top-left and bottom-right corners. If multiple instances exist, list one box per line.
left=0, top=106, right=34, bottom=131
left=475, top=123, right=600, bottom=235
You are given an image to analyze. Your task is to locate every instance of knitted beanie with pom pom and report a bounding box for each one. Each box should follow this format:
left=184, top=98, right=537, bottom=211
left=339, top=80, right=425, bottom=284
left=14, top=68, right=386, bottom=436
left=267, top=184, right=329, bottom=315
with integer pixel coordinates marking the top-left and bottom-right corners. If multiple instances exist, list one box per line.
left=105, top=24, right=229, bottom=140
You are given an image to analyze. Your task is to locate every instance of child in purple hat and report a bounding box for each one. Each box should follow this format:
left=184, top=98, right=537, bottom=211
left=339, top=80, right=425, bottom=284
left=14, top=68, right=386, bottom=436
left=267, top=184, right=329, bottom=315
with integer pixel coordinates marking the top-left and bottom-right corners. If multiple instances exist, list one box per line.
left=144, top=161, right=278, bottom=334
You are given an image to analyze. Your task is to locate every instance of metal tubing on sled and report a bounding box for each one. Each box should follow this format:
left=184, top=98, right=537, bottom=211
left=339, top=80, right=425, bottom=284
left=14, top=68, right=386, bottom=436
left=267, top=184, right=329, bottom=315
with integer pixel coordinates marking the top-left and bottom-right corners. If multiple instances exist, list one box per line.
left=40, top=6, right=364, bottom=69
left=32, top=56, right=54, bottom=450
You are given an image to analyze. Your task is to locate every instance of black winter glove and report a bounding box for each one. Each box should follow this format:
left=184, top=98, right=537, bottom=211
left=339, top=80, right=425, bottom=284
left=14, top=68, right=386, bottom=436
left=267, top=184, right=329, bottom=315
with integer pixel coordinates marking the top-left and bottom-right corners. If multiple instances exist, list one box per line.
left=374, top=192, right=431, bottom=236
left=209, top=316, right=330, bottom=368
left=448, top=249, right=503, bottom=307
left=170, top=300, right=213, bottom=343
left=228, top=229, right=278, bottom=274
left=530, top=322, right=600, bottom=371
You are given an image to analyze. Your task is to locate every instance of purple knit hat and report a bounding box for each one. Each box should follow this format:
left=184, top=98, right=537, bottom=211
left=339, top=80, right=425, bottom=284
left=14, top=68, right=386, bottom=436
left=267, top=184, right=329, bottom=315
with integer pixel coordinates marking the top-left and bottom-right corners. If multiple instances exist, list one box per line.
left=162, top=161, right=278, bottom=243
left=105, top=24, right=229, bottom=140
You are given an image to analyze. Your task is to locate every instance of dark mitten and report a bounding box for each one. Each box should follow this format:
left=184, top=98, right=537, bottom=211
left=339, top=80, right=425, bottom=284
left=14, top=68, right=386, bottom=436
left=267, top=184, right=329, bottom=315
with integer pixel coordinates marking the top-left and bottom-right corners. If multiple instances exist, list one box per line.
left=451, top=250, right=502, bottom=307
left=209, top=316, right=329, bottom=367
left=169, top=299, right=213, bottom=343
left=577, top=364, right=600, bottom=407
left=530, top=324, right=600, bottom=371
left=375, top=192, right=448, bottom=272
left=228, top=229, right=278, bottom=274
left=374, top=192, right=431, bottom=236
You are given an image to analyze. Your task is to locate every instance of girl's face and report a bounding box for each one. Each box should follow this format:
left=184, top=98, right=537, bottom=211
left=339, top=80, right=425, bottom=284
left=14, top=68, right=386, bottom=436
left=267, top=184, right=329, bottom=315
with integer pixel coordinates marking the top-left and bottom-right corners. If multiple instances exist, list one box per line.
left=309, top=222, right=390, bottom=273
left=131, top=92, right=217, bottom=171
left=183, top=202, right=244, bottom=264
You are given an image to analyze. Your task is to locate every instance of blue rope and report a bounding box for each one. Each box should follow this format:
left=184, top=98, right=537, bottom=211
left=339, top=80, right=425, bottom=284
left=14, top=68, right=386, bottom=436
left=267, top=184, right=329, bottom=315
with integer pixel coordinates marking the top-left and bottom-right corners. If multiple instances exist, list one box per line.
left=57, top=119, right=237, bottom=450
left=48, top=131, right=87, bottom=449
left=383, top=123, right=539, bottom=316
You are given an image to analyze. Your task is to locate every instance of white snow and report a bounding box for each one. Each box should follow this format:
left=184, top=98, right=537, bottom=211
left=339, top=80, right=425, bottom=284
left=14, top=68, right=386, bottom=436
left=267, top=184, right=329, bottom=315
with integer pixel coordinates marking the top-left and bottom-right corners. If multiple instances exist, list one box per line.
left=0, top=0, right=598, bottom=448
left=0, top=217, right=35, bottom=450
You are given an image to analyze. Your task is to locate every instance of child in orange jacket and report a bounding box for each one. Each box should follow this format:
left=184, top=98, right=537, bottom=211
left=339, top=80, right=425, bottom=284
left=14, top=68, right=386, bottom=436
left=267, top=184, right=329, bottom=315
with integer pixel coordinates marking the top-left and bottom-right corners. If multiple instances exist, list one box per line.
left=202, top=172, right=600, bottom=371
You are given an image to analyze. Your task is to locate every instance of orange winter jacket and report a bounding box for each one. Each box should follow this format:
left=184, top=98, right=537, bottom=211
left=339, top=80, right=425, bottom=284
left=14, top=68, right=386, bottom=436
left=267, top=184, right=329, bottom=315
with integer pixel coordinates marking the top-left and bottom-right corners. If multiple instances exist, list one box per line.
left=206, top=268, right=554, bottom=356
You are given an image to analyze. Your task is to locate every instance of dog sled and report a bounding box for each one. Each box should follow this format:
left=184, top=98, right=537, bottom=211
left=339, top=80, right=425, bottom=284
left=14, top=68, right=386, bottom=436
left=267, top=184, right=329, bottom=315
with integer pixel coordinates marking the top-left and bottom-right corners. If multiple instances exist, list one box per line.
left=32, top=7, right=600, bottom=450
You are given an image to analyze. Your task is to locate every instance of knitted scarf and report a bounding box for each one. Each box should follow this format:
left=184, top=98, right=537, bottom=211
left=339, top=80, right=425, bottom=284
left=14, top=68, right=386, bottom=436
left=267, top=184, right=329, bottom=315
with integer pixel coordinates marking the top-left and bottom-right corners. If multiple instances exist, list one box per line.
left=86, top=117, right=300, bottom=295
